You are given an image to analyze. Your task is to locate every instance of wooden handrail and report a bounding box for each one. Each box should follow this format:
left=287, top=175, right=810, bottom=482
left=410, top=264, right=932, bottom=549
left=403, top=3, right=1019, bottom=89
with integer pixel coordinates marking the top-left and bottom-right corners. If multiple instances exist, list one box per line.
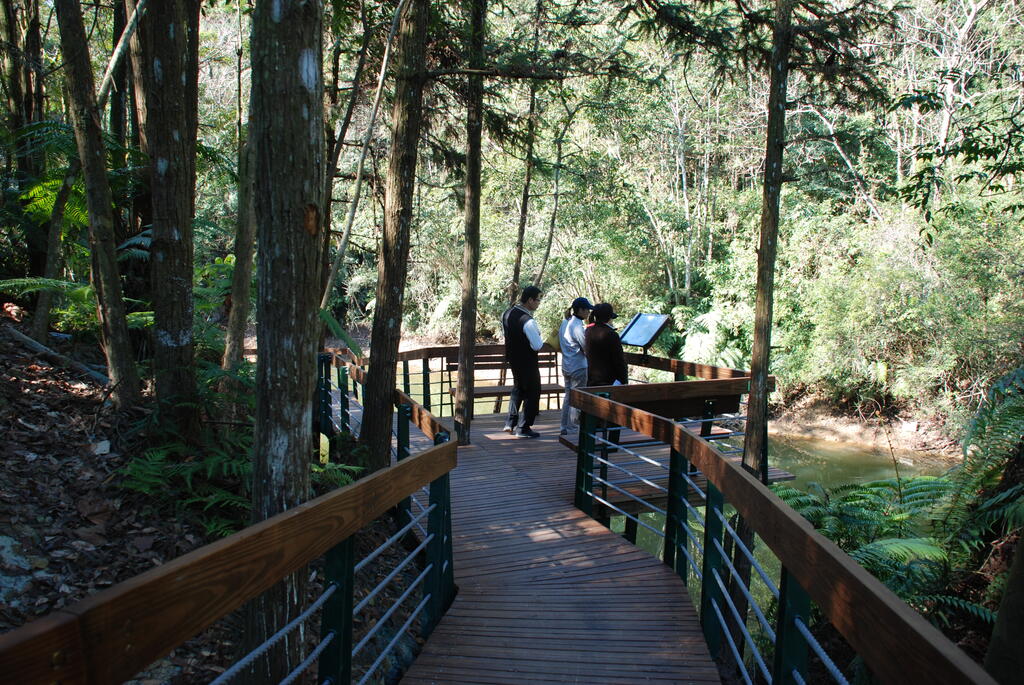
left=0, top=440, right=457, bottom=684
left=584, top=377, right=772, bottom=402
left=571, top=389, right=994, bottom=685
left=622, top=351, right=748, bottom=379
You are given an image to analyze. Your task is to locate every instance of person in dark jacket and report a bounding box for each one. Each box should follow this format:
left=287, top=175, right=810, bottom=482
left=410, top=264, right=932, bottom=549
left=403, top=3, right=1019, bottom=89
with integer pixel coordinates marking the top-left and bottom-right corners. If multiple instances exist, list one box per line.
left=584, top=303, right=627, bottom=386
left=501, top=286, right=544, bottom=438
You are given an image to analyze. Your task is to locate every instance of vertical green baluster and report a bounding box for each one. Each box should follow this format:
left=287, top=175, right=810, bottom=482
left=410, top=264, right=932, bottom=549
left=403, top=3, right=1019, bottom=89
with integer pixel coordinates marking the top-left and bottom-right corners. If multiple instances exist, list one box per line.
left=700, top=482, right=725, bottom=657
left=422, top=357, right=432, bottom=411
left=424, top=447, right=453, bottom=637
left=402, top=359, right=411, bottom=395
left=664, top=445, right=689, bottom=584
left=316, top=354, right=330, bottom=439
left=396, top=404, right=412, bottom=525
left=575, top=412, right=596, bottom=515
left=596, top=392, right=611, bottom=528
left=337, top=363, right=350, bottom=433
left=772, top=567, right=810, bottom=685
left=316, top=537, right=354, bottom=685
left=434, top=431, right=454, bottom=610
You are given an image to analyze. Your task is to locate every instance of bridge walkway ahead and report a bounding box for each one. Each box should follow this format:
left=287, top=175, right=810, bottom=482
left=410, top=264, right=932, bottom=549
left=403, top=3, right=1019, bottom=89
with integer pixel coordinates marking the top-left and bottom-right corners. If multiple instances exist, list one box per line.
left=401, top=410, right=719, bottom=684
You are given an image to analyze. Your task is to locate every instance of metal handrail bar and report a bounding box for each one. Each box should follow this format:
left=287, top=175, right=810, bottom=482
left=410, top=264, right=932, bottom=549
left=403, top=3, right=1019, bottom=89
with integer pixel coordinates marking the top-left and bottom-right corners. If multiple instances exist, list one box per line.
left=209, top=582, right=339, bottom=685
left=710, top=536, right=776, bottom=639
left=709, top=597, right=754, bottom=685
left=676, top=414, right=747, bottom=427
left=673, top=497, right=707, bottom=549
left=589, top=493, right=667, bottom=539
left=705, top=431, right=746, bottom=441
left=710, top=565, right=773, bottom=683
left=591, top=434, right=670, bottom=471
left=353, top=532, right=434, bottom=617
left=591, top=454, right=669, bottom=495
left=794, top=616, right=851, bottom=684
left=715, top=508, right=780, bottom=599
left=677, top=468, right=709, bottom=501
left=356, top=594, right=431, bottom=685
left=351, top=563, right=433, bottom=658
left=793, top=670, right=807, bottom=685
left=589, top=472, right=669, bottom=517
left=354, top=504, right=434, bottom=574
left=280, top=631, right=336, bottom=685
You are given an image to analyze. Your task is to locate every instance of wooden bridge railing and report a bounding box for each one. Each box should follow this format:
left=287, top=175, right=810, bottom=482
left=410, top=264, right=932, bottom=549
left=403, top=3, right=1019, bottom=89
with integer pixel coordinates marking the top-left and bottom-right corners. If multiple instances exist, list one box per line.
left=570, top=386, right=995, bottom=684
left=0, top=349, right=457, bottom=684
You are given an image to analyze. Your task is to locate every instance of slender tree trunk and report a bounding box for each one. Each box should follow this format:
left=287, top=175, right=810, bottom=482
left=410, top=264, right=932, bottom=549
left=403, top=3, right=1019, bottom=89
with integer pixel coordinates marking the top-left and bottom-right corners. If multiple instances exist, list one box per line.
left=533, top=135, right=561, bottom=288
left=360, top=0, right=429, bottom=472
left=54, top=0, right=142, bottom=409
left=129, top=0, right=201, bottom=434
left=221, top=138, right=255, bottom=376
left=743, top=0, right=792, bottom=481
left=30, top=163, right=78, bottom=342
left=245, top=0, right=325, bottom=680
left=454, top=0, right=486, bottom=445
left=507, top=0, right=543, bottom=305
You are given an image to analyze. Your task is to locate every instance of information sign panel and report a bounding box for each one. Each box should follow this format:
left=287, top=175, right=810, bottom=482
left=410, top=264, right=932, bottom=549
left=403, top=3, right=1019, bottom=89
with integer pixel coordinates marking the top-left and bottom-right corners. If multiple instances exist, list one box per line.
left=619, top=313, right=670, bottom=349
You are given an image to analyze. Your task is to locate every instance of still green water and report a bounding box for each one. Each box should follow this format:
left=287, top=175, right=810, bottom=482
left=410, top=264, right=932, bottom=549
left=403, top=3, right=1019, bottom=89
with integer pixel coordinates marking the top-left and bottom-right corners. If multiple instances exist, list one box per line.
left=766, top=434, right=952, bottom=490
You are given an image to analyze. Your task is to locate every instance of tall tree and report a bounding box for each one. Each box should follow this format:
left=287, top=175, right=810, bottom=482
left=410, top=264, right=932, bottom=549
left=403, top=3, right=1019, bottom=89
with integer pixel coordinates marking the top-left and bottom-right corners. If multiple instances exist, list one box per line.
left=53, top=0, right=142, bottom=409
left=454, top=0, right=487, bottom=444
left=127, top=0, right=201, bottom=434
left=245, top=0, right=326, bottom=679
left=360, top=0, right=430, bottom=471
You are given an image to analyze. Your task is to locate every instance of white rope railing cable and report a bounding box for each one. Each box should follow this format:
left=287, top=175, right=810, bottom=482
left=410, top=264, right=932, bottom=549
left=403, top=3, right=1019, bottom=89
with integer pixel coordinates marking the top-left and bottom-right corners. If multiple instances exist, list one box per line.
left=591, top=453, right=669, bottom=496
left=320, top=0, right=413, bottom=311
left=351, top=562, right=433, bottom=657
left=710, top=536, right=776, bottom=639
left=710, top=597, right=756, bottom=685
left=715, top=508, right=780, bottom=598
left=589, top=471, right=668, bottom=517
left=588, top=493, right=666, bottom=539
left=278, top=631, right=336, bottom=685
left=356, top=594, right=431, bottom=685
left=794, top=616, right=851, bottom=684
left=710, top=565, right=774, bottom=682
left=353, top=504, right=434, bottom=574
left=353, top=533, right=434, bottom=617
left=209, top=583, right=339, bottom=685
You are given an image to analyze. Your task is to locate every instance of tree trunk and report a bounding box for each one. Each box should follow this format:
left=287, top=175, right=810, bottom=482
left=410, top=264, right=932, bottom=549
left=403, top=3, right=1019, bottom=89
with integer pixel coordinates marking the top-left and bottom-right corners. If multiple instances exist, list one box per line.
left=743, top=0, right=792, bottom=480
left=129, top=0, right=201, bottom=434
left=245, top=0, right=325, bottom=680
left=360, top=0, right=429, bottom=472
left=54, top=0, right=142, bottom=409
left=30, top=162, right=78, bottom=342
left=533, top=133, right=562, bottom=288
left=985, top=533, right=1024, bottom=683
left=221, top=138, right=255, bottom=377
left=507, top=0, right=543, bottom=305
left=454, top=0, right=486, bottom=445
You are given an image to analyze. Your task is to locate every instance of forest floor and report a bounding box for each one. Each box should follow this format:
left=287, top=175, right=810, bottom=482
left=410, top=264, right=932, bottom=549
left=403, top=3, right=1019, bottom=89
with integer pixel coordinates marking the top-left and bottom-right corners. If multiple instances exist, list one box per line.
left=0, top=321, right=420, bottom=684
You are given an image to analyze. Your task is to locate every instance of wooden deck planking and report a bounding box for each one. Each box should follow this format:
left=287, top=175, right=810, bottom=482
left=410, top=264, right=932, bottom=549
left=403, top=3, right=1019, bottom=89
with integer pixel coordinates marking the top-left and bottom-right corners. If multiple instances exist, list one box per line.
left=402, top=410, right=719, bottom=685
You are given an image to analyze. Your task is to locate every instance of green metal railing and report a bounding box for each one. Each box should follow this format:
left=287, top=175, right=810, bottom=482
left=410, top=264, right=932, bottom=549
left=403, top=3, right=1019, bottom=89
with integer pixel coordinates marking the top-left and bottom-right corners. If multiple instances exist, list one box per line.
left=570, top=388, right=994, bottom=685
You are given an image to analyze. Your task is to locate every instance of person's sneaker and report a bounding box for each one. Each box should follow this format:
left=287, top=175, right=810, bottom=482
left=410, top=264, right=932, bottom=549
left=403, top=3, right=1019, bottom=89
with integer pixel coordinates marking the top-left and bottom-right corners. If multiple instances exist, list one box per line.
left=514, top=427, right=540, bottom=438
left=502, top=423, right=515, bottom=433
left=559, top=429, right=568, bottom=436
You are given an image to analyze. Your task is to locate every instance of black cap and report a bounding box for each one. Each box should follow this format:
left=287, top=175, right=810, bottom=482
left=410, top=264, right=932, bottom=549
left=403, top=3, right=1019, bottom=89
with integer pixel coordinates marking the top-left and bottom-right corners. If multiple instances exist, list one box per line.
left=592, top=303, right=617, bottom=321
left=571, top=297, right=594, bottom=310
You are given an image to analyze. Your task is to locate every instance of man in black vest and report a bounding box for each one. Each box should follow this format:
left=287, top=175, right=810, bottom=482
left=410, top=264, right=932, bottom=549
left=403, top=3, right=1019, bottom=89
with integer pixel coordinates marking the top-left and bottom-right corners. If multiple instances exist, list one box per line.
left=501, top=286, right=544, bottom=438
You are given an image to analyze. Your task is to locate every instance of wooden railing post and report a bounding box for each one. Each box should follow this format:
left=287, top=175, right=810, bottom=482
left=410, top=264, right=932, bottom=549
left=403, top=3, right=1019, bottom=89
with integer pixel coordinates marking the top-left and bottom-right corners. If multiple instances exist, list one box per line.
left=663, top=446, right=689, bottom=584
left=700, top=482, right=725, bottom=657
left=425, top=431, right=454, bottom=637
left=316, top=536, right=355, bottom=685
left=772, top=567, right=810, bottom=685
left=574, top=411, right=596, bottom=515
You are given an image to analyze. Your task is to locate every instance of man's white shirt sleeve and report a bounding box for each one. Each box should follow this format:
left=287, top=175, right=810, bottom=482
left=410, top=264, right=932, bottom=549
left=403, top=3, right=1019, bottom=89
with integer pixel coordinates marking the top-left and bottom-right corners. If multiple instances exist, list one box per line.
left=524, top=318, right=543, bottom=351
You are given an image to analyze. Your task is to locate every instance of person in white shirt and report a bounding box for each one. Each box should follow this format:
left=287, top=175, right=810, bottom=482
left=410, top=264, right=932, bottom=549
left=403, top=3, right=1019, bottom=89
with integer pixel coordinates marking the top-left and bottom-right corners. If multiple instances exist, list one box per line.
left=500, top=286, right=544, bottom=437
left=559, top=297, right=593, bottom=435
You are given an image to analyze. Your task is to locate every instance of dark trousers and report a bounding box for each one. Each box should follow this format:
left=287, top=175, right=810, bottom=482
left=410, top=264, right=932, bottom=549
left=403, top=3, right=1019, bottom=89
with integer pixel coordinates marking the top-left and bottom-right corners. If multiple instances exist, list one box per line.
left=505, top=363, right=541, bottom=430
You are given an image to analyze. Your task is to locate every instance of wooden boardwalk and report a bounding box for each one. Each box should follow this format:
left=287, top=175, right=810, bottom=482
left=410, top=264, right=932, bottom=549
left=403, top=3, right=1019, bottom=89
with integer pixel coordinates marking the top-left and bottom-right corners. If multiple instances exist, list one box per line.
left=402, top=410, right=719, bottom=684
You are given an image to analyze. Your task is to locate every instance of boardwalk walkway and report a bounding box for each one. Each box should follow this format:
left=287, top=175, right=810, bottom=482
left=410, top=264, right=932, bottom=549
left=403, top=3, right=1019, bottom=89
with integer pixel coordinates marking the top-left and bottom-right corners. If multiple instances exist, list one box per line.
left=402, top=410, right=719, bottom=684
